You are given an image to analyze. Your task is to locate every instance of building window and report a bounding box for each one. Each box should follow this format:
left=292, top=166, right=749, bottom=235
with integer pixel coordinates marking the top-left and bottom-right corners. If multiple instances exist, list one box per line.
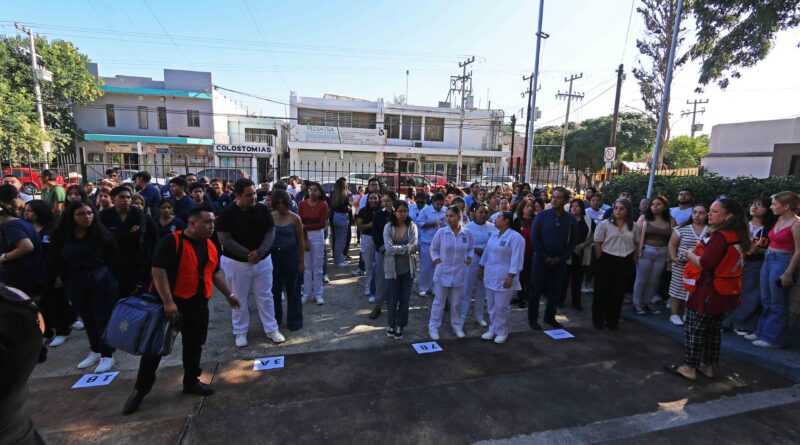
left=401, top=116, right=422, bottom=141
left=352, top=112, right=376, bottom=129
left=157, top=106, right=167, bottom=130
left=384, top=114, right=401, bottom=139
left=137, top=106, right=148, bottom=129
left=297, top=108, right=325, bottom=126
left=245, top=128, right=275, bottom=144
left=325, top=111, right=352, bottom=128
left=187, top=110, right=200, bottom=127
left=424, top=117, right=444, bottom=142
left=105, top=104, right=115, bottom=127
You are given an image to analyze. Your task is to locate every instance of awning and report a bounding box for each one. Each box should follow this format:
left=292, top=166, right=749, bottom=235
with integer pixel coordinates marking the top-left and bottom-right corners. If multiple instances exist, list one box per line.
left=83, top=134, right=214, bottom=145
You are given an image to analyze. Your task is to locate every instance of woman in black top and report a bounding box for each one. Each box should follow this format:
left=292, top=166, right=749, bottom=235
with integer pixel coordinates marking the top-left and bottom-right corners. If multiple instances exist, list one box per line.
left=24, top=200, right=76, bottom=348
left=330, top=177, right=352, bottom=267
left=52, top=201, right=119, bottom=373
left=154, top=198, right=187, bottom=239
left=559, top=199, right=595, bottom=310
left=100, top=186, right=149, bottom=296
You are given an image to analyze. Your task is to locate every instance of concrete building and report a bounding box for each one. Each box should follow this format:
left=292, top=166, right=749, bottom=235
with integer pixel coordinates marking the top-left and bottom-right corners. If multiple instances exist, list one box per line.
left=73, top=64, right=287, bottom=182
left=288, top=93, right=509, bottom=181
left=702, top=117, right=800, bottom=178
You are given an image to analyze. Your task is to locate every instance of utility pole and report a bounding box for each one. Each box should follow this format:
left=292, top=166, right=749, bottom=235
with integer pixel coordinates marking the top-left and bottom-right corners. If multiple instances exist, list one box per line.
left=456, top=56, right=475, bottom=185
left=555, top=73, right=584, bottom=184
left=647, top=0, right=685, bottom=198
left=524, top=0, right=548, bottom=184
left=509, top=114, right=517, bottom=175
left=607, top=64, right=625, bottom=182
left=681, top=98, right=708, bottom=137
left=15, top=22, right=51, bottom=168
left=405, top=70, right=410, bottom=103
left=521, top=73, right=534, bottom=180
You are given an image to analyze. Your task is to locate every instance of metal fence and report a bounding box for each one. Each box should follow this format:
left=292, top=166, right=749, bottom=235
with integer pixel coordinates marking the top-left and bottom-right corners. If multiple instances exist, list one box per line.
left=1, top=152, right=699, bottom=196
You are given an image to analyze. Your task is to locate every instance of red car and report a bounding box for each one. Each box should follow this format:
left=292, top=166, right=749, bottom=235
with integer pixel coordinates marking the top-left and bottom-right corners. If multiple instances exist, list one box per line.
left=423, top=175, right=447, bottom=187
left=2, top=167, right=65, bottom=195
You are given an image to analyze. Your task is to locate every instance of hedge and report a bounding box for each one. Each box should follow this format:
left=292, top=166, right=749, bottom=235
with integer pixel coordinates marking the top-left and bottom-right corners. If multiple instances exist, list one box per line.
left=602, top=173, right=800, bottom=206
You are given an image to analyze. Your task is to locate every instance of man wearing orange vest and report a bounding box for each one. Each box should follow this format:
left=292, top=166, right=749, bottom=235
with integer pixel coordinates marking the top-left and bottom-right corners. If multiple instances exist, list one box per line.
left=123, top=206, right=240, bottom=415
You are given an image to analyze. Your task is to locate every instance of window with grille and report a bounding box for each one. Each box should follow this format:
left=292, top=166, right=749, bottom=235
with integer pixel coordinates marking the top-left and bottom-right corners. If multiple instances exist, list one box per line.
left=424, top=117, right=444, bottom=142
left=384, top=114, right=401, bottom=139
left=157, top=106, right=167, bottom=130
left=137, top=106, right=148, bottom=129
left=297, top=108, right=325, bottom=126
left=106, top=104, right=115, bottom=127
left=401, top=116, right=422, bottom=140
left=187, top=110, right=200, bottom=127
left=245, top=128, right=274, bottom=143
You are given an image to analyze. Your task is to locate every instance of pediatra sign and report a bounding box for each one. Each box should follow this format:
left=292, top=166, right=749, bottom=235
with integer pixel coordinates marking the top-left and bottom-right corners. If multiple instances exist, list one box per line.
left=214, top=144, right=273, bottom=156
left=291, top=124, right=387, bottom=145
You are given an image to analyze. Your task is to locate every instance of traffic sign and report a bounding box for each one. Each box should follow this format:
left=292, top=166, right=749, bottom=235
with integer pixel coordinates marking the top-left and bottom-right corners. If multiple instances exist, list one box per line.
left=603, top=146, right=617, bottom=162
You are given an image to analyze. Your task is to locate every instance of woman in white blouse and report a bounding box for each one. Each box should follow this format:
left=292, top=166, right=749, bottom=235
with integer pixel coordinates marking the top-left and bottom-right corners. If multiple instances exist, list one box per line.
left=592, top=198, right=640, bottom=331
left=429, top=206, right=474, bottom=340
left=479, top=211, right=525, bottom=344
left=461, top=204, right=496, bottom=326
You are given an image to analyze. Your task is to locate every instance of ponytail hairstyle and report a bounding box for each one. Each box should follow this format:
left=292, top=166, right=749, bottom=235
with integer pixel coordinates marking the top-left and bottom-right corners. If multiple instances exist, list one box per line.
left=711, top=198, right=752, bottom=251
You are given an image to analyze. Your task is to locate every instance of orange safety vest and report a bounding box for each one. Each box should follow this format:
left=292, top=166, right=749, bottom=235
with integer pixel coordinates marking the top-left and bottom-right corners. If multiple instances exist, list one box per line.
left=683, top=230, right=743, bottom=296
left=171, top=231, right=218, bottom=300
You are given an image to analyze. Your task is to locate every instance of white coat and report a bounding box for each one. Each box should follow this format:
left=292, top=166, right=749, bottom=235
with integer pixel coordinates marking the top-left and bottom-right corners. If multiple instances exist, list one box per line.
left=463, top=221, right=497, bottom=263
left=430, top=225, right=474, bottom=287
left=479, top=228, right=525, bottom=292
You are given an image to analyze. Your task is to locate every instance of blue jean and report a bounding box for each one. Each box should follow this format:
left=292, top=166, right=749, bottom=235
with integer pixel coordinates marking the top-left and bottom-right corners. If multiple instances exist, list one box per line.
left=332, top=212, right=350, bottom=264
left=386, top=273, right=412, bottom=328
left=528, top=253, right=567, bottom=323
left=373, top=250, right=386, bottom=305
left=272, top=246, right=303, bottom=331
left=756, top=251, right=797, bottom=346
left=727, top=259, right=763, bottom=333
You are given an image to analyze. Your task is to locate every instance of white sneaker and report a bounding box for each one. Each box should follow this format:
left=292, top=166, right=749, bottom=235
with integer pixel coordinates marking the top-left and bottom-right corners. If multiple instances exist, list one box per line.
left=368, top=296, right=376, bottom=303
left=336, top=262, right=348, bottom=267
left=429, top=329, right=440, bottom=340
left=315, top=296, right=325, bottom=305
left=71, top=319, right=85, bottom=330
left=669, top=315, right=684, bottom=326
left=494, top=334, right=508, bottom=344
left=77, top=352, right=101, bottom=369
left=476, top=319, right=488, bottom=327
left=234, top=334, right=248, bottom=347
left=418, top=291, right=427, bottom=297
left=744, top=333, right=759, bottom=341
left=454, top=329, right=466, bottom=338
left=323, top=274, right=331, bottom=283
left=301, top=295, right=310, bottom=304
left=49, top=335, right=69, bottom=347
left=94, top=357, right=115, bottom=373
left=481, top=331, right=495, bottom=340
left=266, top=330, right=286, bottom=344
left=352, top=269, right=364, bottom=277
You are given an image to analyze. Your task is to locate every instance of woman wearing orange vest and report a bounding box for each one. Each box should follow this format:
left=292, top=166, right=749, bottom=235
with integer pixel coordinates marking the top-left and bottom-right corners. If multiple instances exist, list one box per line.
left=664, top=198, right=750, bottom=381
left=122, top=206, right=240, bottom=415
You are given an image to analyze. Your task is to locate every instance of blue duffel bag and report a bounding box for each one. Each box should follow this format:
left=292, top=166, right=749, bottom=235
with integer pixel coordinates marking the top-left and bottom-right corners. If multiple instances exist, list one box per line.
left=103, top=293, right=177, bottom=356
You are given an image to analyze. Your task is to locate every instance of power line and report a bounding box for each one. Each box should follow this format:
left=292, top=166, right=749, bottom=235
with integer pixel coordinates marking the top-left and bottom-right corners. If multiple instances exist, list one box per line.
left=537, top=82, right=617, bottom=126
left=238, top=0, right=290, bottom=91
left=620, top=0, right=636, bottom=63
left=139, top=1, right=196, bottom=69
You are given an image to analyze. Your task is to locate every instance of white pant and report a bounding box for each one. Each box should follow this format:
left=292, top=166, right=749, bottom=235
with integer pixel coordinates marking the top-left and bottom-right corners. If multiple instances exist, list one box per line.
left=361, top=234, right=375, bottom=296
left=429, top=283, right=464, bottom=331
left=418, top=242, right=435, bottom=293
left=486, top=288, right=514, bottom=337
left=222, top=255, right=278, bottom=335
left=304, top=229, right=325, bottom=300
left=460, top=262, right=486, bottom=322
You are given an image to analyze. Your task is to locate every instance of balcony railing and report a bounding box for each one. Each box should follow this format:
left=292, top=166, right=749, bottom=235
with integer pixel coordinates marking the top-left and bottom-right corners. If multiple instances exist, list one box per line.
left=244, top=133, right=276, bottom=145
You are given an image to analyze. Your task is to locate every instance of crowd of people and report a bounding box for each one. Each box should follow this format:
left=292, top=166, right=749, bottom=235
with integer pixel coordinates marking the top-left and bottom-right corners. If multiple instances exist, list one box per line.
left=0, top=166, right=798, bottom=419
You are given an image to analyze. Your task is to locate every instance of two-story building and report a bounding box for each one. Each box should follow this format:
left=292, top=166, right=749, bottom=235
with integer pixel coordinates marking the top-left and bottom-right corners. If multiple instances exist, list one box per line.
left=212, top=109, right=286, bottom=183
left=288, top=93, right=509, bottom=182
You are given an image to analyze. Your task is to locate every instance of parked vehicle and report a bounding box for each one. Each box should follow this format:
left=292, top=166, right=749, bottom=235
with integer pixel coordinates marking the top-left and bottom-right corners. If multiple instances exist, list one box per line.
left=195, top=168, right=249, bottom=183
left=422, top=175, right=447, bottom=188
left=375, top=173, right=431, bottom=197
left=117, top=169, right=167, bottom=186
left=2, top=167, right=66, bottom=195
left=461, top=175, right=516, bottom=189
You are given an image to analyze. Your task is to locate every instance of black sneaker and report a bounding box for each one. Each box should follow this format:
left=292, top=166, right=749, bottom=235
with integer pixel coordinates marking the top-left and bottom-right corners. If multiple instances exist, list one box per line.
left=394, top=327, right=404, bottom=340
left=386, top=327, right=396, bottom=337
left=545, top=319, right=563, bottom=329
left=369, top=306, right=382, bottom=320
left=183, top=380, right=215, bottom=396
left=644, top=305, right=661, bottom=315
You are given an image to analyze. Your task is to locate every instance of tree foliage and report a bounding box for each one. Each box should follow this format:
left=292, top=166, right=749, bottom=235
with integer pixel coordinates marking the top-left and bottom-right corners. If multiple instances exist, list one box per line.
left=663, top=134, right=708, bottom=168
left=0, top=35, right=101, bottom=161
left=532, top=112, right=655, bottom=171
left=691, top=1, right=800, bottom=91
left=632, top=0, right=691, bottom=169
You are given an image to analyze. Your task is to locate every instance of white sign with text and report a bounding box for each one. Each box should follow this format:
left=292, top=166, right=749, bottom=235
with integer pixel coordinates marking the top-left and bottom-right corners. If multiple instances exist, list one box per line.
left=72, top=371, right=119, bottom=389
left=412, top=342, right=443, bottom=354
left=543, top=329, right=575, bottom=340
left=253, top=356, right=285, bottom=371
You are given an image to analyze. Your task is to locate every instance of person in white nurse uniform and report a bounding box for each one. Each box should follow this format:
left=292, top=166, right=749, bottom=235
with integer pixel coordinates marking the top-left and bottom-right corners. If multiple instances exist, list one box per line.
left=429, top=206, right=474, bottom=340
left=479, top=211, right=525, bottom=344
left=461, top=204, right=496, bottom=326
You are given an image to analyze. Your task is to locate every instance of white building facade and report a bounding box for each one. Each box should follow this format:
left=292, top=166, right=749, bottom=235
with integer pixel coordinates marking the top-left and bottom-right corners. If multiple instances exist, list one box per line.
left=702, top=117, right=800, bottom=178
left=288, top=93, right=509, bottom=181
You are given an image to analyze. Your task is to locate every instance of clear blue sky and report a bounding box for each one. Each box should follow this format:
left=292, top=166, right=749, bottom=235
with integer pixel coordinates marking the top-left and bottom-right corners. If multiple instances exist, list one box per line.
left=3, top=0, right=799, bottom=140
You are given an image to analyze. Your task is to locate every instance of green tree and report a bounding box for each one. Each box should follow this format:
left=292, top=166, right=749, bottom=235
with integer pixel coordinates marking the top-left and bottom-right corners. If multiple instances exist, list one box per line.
left=0, top=35, right=101, bottom=161
left=691, top=1, right=800, bottom=90
left=632, top=0, right=691, bottom=169
left=663, top=134, right=709, bottom=168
